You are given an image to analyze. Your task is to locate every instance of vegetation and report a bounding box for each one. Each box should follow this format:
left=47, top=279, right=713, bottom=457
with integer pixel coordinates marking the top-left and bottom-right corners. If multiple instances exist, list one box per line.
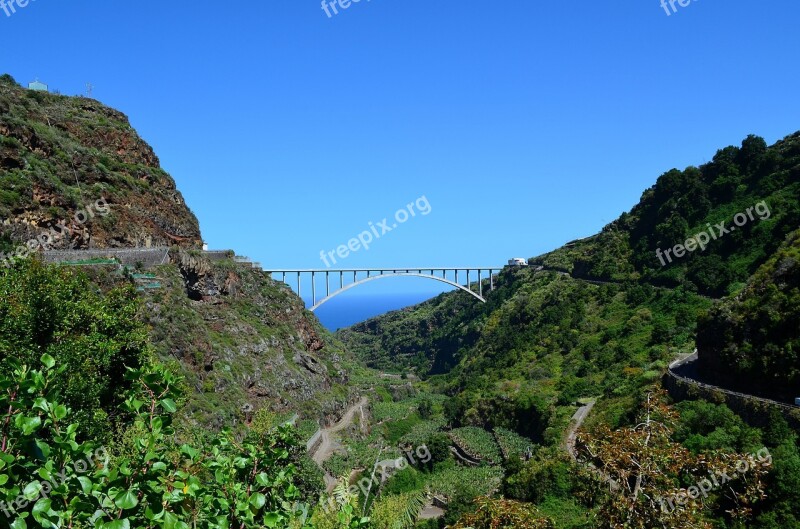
left=493, top=427, right=534, bottom=462
left=337, top=132, right=800, bottom=527
left=0, top=260, right=149, bottom=442
left=448, top=427, right=502, bottom=465
left=577, top=391, right=771, bottom=528
left=4, top=81, right=800, bottom=527
left=448, top=497, right=554, bottom=529
left=696, top=230, right=800, bottom=400
left=0, top=354, right=315, bottom=528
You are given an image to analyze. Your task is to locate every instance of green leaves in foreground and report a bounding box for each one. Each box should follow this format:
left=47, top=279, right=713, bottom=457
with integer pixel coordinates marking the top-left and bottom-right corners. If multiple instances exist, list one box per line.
left=0, top=356, right=311, bottom=528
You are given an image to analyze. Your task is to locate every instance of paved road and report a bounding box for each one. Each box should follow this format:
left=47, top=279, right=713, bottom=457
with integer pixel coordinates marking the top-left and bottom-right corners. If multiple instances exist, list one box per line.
left=565, top=399, right=596, bottom=460
left=669, top=351, right=798, bottom=411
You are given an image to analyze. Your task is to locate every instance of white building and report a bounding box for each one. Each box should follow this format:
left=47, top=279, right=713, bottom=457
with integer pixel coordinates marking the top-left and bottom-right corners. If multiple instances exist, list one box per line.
left=28, top=79, right=48, bottom=92
left=508, top=257, right=527, bottom=266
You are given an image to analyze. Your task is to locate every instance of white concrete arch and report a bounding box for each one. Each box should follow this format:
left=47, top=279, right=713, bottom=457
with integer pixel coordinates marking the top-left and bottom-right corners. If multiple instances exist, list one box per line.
left=310, top=272, right=485, bottom=311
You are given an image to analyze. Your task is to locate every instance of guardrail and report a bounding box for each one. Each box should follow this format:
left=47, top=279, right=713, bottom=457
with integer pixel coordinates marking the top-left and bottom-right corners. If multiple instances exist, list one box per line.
left=668, top=352, right=798, bottom=412
left=665, top=351, right=800, bottom=430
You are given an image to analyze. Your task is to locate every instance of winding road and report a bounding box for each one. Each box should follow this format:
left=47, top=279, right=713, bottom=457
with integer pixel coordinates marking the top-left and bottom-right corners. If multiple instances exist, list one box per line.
left=565, top=399, right=596, bottom=460
left=312, top=396, right=369, bottom=465
left=668, top=351, right=798, bottom=411
left=308, top=396, right=369, bottom=491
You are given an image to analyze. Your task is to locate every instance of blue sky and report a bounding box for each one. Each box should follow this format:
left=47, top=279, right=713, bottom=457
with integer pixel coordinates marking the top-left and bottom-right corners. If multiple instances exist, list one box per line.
left=3, top=0, right=800, bottom=315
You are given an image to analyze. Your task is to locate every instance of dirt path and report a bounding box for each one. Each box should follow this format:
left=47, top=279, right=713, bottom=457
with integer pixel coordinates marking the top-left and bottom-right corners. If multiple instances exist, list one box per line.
left=419, top=504, right=445, bottom=520
left=565, top=399, right=596, bottom=460
left=311, top=396, right=369, bottom=476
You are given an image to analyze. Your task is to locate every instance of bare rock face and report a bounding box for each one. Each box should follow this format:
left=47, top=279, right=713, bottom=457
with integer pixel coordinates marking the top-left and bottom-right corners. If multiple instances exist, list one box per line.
left=294, top=352, right=328, bottom=375
left=173, top=249, right=217, bottom=301
left=0, top=79, right=202, bottom=250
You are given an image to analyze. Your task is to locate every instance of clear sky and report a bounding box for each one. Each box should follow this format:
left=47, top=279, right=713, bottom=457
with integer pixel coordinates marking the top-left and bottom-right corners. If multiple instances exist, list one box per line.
left=3, top=0, right=800, bottom=308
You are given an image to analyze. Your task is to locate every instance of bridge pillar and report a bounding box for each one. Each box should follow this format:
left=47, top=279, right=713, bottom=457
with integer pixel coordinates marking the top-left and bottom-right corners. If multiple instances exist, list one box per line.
left=478, top=269, right=482, bottom=297
left=312, top=271, right=316, bottom=307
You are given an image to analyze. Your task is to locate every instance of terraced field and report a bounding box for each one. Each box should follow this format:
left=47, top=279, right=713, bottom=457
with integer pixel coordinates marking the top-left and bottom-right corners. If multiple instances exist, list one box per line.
left=449, top=426, right=502, bottom=464
left=493, top=427, right=534, bottom=461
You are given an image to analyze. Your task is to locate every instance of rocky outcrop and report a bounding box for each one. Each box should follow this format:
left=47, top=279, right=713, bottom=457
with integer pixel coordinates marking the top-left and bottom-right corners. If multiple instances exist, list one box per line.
left=0, top=75, right=356, bottom=432
left=0, top=77, right=201, bottom=250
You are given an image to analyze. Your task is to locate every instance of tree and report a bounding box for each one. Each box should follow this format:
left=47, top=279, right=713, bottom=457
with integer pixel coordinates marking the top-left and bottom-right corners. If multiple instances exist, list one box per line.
left=418, top=397, right=434, bottom=420
left=0, top=260, right=149, bottom=441
left=447, top=497, right=554, bottom=529
left=576, top=391, right=769, bottom=529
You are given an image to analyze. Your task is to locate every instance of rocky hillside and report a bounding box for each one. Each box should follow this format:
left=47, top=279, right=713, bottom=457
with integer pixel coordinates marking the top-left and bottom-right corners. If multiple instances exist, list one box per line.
left=0, top=74, right=357, bottom=431
left=74, top=249, right=358, bottom=432
left=0, top=74, right=201, bottom=250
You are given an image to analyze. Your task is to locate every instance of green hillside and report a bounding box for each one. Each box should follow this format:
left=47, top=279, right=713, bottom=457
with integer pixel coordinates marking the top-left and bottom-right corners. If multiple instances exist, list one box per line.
left=337, top=132, right=800, bottom=527
left=3, top=73, right=800, bottom=528
left=697, top=230, right=800, bottom=400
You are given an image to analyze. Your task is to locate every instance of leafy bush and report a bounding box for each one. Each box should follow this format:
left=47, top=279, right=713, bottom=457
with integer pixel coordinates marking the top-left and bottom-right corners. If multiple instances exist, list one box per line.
left=426, top=464, right=504, bottom=499
left=368, top=491, right=426, bottom=529
left=0, top=74, right=17, bottom=86
left=397, top=418, right=446, bottom=448
left=0, top=357, right=309, bottom=528
left=0, top=260, right=149, bottom=441
left=448, top=497, right=554, bottom=529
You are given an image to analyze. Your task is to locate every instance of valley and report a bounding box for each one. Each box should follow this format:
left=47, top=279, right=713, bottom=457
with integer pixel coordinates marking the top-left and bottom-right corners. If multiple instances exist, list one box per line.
left=1, top=74, right=800, bottom=528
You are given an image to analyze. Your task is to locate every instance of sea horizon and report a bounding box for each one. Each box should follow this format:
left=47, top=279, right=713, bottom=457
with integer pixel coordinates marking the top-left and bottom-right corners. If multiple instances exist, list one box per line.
left=308, top=292, right=440, bottom=331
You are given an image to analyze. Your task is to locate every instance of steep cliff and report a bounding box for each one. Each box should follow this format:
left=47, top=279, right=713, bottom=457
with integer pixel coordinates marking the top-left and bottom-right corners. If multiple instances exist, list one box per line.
left=0, top=74, right=356, bottom=430
left=696, top=230, right=800, bottom=400
left=0, top=74, right=201, bottom=250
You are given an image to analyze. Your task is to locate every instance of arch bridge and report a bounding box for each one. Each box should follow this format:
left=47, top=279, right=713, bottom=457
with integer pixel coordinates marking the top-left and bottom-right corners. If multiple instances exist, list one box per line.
left=264, top=267, right=502, bottom=311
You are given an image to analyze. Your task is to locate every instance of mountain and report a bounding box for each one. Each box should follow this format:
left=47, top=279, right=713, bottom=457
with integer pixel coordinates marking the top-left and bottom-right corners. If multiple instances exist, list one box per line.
left=338, top=131, right=800, bottom=431
left=3, top=73, right=800, bottom=527
left=0, top=74, right=357, bottom=431
left=0, top=74, right=201, bottom=250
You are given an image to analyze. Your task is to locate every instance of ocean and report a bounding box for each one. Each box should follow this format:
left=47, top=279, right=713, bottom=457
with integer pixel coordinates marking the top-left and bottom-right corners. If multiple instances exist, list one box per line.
left=309, top=292, right=439, bottom=331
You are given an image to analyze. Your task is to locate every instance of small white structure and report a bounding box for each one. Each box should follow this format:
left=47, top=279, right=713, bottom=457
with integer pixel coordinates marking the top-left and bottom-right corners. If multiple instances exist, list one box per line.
left=27, top=79, right=48, bottom=92
left=202, top=242, right=209, bottom=251
left=508, top=257, right=527, bottom=266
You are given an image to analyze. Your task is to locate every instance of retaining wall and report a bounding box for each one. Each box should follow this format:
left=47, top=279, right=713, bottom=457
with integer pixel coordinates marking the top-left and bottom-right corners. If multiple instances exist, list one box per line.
left=306, top=430, right=323, bottom=455
left=43, top=248, right=171, bottom=267
left=664, top=363, right=800, bottom=431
